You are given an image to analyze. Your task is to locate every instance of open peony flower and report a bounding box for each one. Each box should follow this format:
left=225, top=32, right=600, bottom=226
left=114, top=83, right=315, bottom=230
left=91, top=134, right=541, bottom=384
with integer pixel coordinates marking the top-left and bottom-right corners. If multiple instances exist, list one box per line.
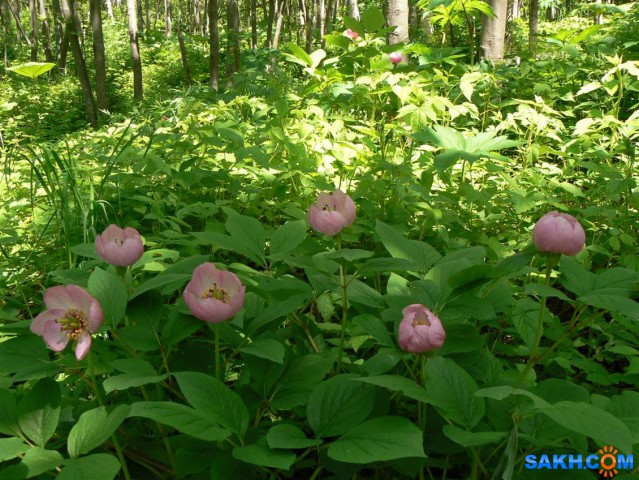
left=308, top=189, right=356, bottom=236
left=398, top=304, right=446, bottom=353
left=532, top=211, right=585, bottom=256
left=389, top=52, right=402, bottom=64
left=183, top=263, right=246, bottom=323
left=31, top=285, right=104, bottom=360
left=344, top=29, right=359, bottom=40
left=95, top=224, right=144, bottom=267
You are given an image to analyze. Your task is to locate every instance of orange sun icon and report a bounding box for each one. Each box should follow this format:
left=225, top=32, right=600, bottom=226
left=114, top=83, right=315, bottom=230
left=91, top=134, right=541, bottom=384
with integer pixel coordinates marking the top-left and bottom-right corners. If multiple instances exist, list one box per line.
left=598, top=446, right=619, bottom=478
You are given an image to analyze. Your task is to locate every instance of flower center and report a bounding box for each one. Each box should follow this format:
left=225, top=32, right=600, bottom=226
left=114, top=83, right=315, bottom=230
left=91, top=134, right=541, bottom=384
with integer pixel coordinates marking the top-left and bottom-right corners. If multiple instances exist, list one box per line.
left=114, top=237, right=124, bottom=246
left=201, top=283, right=231, bottom=303
left=58, top=308, right=89, bottom=339
left=412, top=311, right=432, bottom=328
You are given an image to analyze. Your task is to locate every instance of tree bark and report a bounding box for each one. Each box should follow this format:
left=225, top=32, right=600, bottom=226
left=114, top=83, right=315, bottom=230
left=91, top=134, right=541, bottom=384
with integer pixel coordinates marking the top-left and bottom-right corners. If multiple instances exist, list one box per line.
left=38, top=0, right=54, bottom=62
left=266, top=0, right=274, bottom=47
left=0, top=6, right=9, bottom=69
left=72, top=1, right=83, bottom=49
left=480, top=0, right=507, bottom=60
left=105, top=0, right=114, bottom=22
left=272, top=0, right=285, bottom=48
left=29, top=0, right=38, bottom=60
left=304, top=0, right=313, bottom=52
left=177, top=0, right=191, bottom=85
left=208, top=0, right=219, bottom=89
left=224, top=0, right=240, bottom=86
left=510, top=0, right=519, bottom=19
left=250, top=0, right=256, bottom=48
left=165, top=0, right=172, bottom=35
left=529, top=0, right=538, bottom=53
left=90, top=0, right=107, bottom=112
left=60, top=0, right=97, bottom=126
left=7, top=0, right=31, bottom=46
left=387, top=0, right=408, bottom=58
left=137, top=0, right=144, bottom=32
left=348, top=0, right=359, bottom=20
left=127, top=0, right=144, bottom=100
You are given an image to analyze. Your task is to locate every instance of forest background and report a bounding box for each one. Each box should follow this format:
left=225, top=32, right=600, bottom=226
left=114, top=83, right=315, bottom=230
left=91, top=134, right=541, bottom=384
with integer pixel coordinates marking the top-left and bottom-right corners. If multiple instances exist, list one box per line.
left=0, top=0, right=638, bottom=478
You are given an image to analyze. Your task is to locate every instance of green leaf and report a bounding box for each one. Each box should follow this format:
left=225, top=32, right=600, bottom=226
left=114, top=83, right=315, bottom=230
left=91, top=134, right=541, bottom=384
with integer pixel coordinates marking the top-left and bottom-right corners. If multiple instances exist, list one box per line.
left=57, top=454, right=121, bottom=480
left=423, top=357, right=484, bottom=428
left=240, top=338, right=286, bottom=364
left=104, top=359, right=168, bottom=393
left=375, top=221, right=441, bottom=273
left=88, top=267, right=128, bottom=328
left=173, top=372, right=249, bottom=437
left=266, top=424, right=322, bottom=449
left=270, top=354, right=334, bottom=410
left=67, top=405, right=130, bottom=458
left=358, top=257, right=416, bottom=274
left=539, top=401, right=634, bottom=453
left=129, top=273, right=190, bottom=300
left=284, top=43, right=313, bottom=67
left=307, top=374, right=375, bottom=438
left=226, top=211, right=266, bottom=264
left=128, top=401, right=231, bottom=442
left=269, top=221, right=306, bottom=256
left=17, top=378, right=61, bottom=447
left=578, top=293, right=639, bottom=319
left=360, top=7, right=386, bottom=32
left=0, top=388, right=20, bottom=436
left=355, top=375, right=430, bottom=403
left=0, top=438, right=29, bottom=462
left=328, top=416, right=426, bottom=463
left=233, top=441, right=296, bottom=470
left=442, top=425, right=507, bottom=447
left=352, top=315, right=393, bottom=348
left=0, top=447, right=64, bottom=479
left=7, top=62, right=55, bottom=79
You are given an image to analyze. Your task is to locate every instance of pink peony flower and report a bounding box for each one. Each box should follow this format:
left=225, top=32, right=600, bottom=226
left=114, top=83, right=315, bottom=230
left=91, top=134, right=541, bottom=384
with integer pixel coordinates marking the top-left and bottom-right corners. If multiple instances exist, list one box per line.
left=31, top=285, right=104, bottom=360
left=398, top=304, right=446, bottom=353
left=532, top=211, right=585, bottom=256
left=95, top=224, right=144, bottom=267
left=344, top=29, right=359, bottom=40
left=183, top=263, right=246, bottom=323
left=389, top=52, right=402, bottom=64
left=308, top=189, right=356, bottom=236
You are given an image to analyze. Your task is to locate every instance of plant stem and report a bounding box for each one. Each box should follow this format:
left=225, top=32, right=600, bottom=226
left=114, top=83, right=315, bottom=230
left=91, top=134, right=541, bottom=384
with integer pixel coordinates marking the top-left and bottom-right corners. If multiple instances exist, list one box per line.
left=514, top=262, right=553, bottom=387
left=336, top=235, right=348, bottom=373
left=88, top=352, right=132, bottom=480
left=215, top=323, right=221, bottom=381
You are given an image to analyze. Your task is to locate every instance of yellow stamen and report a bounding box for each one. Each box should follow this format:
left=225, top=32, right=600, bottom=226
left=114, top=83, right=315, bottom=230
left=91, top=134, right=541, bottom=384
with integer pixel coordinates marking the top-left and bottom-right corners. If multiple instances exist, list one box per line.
left=201, top=283, right=231, bottom=303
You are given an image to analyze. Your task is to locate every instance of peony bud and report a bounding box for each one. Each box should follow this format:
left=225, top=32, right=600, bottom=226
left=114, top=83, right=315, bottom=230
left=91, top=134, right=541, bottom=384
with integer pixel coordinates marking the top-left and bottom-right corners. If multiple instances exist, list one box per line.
left=389, top=52, right=402, bottom=64
left=308, top=189, right=356, bottom=236
left=344, top=29, right=359, bottom=40
left=397, top=304, right=446, bottom=353
left=95, top=224, right=144, bottom=267
left=532, top=211, right=585, bottom=256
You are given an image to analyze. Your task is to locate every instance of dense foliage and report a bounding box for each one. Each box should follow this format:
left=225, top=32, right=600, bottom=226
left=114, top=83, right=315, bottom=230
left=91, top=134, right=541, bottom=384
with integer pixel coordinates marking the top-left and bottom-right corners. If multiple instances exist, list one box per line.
left=0, top=3, right=638, bottom=480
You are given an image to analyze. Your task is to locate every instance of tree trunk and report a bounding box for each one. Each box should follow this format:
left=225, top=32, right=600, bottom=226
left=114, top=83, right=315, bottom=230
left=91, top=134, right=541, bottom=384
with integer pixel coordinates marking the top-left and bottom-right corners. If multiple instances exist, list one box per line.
left=29, top=0, right=38, bottom=60
left=60, top=0, right=97, bottom=126
left=195, top=0, right=202, bottom=34
left=1, top=6, right=9, bottom=69
left=317, top=0, right=324, bottom=45
left=266, top=0, right=274, bottom=47
left=272, top=0, right=285, bottom=48
left=250, top=0, right=256, bottom=48
left=177, top=0, right=191, bottom=85
left=8, top=0, right=31, bottom=46
left=348, top=0, right=359, bottom=20
left=208, top=0, right=219, bottom=89
left=480, top=0, right=507, bottom=60
left=90, top=0, right=107, bottom=113
left=387, top=0, right=408, bottom=58
left=225, top=0, right=240, bottom=86
left=145, top=0, right=150, bottom=30
left=165, top=0, right=172, bottom=35
left=38, top=0, right=54, bottom=62
left=304, top=0, right=313, bottom=52
left=324, top=0, right=333, bottom=36
left=594, top=0, right=603, bottom=24
left=72, top=1, right=83, bottom=49
left=127, top=0, right=144, bottom=100
left=529, top=0, right=538, bottom=53
left=105, top=0, right=114, bottom=22
left=510, top=0, right=519, bottom=19
left=137, top=0, right=144, bottom=32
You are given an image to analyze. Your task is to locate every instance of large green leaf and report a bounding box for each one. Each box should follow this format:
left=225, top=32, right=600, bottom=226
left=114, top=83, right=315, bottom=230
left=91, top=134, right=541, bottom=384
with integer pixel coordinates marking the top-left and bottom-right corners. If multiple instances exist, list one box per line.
left=0, top=388, right=20, bottom=436
left=360, top=7, right=386, bottom=32
left=0, top=447, right=64, bottom=479
left=443, top=425, right=507, bottom=447
left=67, top=405, right=130, bottom=458
left=88, top=267, right=128, bottom=328
left=307, top=374, right=375, bottom=438
left=0, top=438, right=29, bottom=462
left=232, top=440, right=296, bottom=470
left=328, top=416, right=426, bottom=463
left=128, top=401, right=231, bottom=441
left=269, top=220, right=307, bottom=256
left=225, top=211, right=265, bottom=263
left=17, top=378, right=61, bottom=447
left=375, top=221, right=441, bottom=274
left=240, top=338, right=286, bottom=364
left=103, top=359, right=168, bottom=393
left=423, top=357, right=484, bottom=428
left=266, top=424, right=322, bottom=449
left=57, top=453, right=121, bottom=480
left=173, top=372, right=249, bottom=437
left=355, top=375, right=430, bottom=403
left=7, top=62, right=55, bottom=79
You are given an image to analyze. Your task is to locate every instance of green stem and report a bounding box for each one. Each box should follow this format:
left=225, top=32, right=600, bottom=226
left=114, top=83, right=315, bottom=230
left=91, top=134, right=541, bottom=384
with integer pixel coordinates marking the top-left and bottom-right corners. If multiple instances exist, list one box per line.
left=336, top=235, right=348, bottom=374
left=514, top=262, right=553, bottom=387
left=215, top=323, right=221, bottom=381
left=88, top=352, right=132, bottom=480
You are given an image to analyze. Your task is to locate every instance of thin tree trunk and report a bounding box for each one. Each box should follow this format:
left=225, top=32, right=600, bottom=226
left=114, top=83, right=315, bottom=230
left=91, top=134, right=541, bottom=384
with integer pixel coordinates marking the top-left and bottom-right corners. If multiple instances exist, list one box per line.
left=72, top=1, right=83, bottom=49
left=165, top=0, right=172, bottom=34
left=304, top=0, right=313, bottom=52
left=8, top=0, right=31, bottom=46
left=348, top=0, right=358, bottom=20
left=127, top=0, right=144, bottom=100
left=529, top=0, right=538, bottom=53
left=510, top=0, right=519, bottom=19
left=105, top=0, right=114, bottom=22
left=39, top=0, right=54, bottom=62
left=208, top=0, right=219, bottom=89
left=324, top=0, right=333, bottom=37
left=0, top=6, right=9, bottom=69
left=225, top=0, right=240, bottom=86
left=177, top=0, right=191, bottom=85
left=266, top=0, right=274, bottom=47
left=145, top=0, right=150, bottom=30
left=194, top=0, right=201, bottom=34
left=272, top=0, right=284, bottom=48
left=317, top=0, right=324, bottom=46
left=137, top=0, right=144, bottom=32
left=60, top=0, right=97, bottom=126
left=90, top=0, right=107, bottom=113
left=250, top=0, right=256, bottom=48
left=387, top=0, right=408, bottom=59
left=481, top=0, right=507, bottom=60
left=29, top=0, right=38, bottom=60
